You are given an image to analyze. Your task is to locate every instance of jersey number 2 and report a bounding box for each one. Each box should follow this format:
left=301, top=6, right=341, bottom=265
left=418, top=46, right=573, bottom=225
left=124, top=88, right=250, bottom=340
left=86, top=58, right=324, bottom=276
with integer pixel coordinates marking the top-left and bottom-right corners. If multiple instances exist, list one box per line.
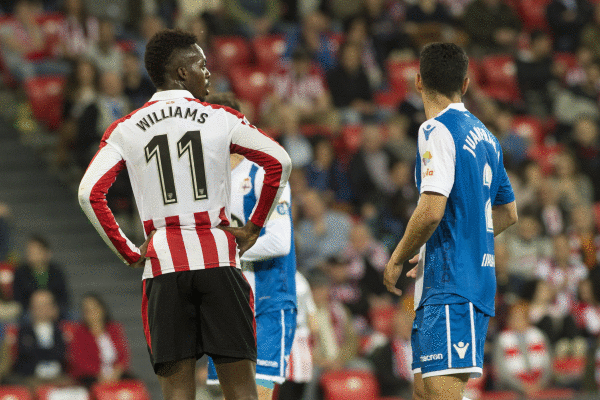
left=145, top=130, right=208, bottom=205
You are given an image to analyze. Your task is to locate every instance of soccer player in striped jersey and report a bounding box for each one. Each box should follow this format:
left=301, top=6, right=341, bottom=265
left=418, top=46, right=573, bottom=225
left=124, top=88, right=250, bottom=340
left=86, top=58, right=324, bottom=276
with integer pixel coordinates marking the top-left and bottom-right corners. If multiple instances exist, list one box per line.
left=203, top=93, right=297, bottom=400
left=78, top=30, right=291, bottom=400
left=383, top=43, right=518, bottom=400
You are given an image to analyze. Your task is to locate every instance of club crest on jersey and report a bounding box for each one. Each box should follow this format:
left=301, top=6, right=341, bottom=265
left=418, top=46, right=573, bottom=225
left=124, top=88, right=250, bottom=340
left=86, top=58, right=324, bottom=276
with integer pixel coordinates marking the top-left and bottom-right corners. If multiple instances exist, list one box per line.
left=240, top=177, right=253, bottom=195
left=453, top=342, right=469, bottom=359
left=422, top=151, right=432, bottom=166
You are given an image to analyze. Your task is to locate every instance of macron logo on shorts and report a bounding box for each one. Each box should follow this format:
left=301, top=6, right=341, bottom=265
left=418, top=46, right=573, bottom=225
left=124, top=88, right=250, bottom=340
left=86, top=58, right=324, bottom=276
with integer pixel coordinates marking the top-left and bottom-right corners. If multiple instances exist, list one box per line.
left=453, top=342, right=469, bottom=359
left=420, top=353, right=443, bottom=362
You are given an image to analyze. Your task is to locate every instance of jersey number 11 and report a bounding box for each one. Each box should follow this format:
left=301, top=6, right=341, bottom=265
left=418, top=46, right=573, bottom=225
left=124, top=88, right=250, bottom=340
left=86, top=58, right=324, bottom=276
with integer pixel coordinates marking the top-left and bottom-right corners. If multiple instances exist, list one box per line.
left=145, top=130, right=208, bottom=205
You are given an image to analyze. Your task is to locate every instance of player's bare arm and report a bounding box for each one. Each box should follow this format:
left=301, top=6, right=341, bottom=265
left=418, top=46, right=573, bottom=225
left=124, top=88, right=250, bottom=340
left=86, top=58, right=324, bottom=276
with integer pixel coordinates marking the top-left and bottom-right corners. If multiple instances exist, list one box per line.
left=129, top=231, right=156, bottom=269
left=219, top=222, right=261, bottom=256
left=492, top=200, right=518, bottom=236
left=384, top=192, right=447, bottom=295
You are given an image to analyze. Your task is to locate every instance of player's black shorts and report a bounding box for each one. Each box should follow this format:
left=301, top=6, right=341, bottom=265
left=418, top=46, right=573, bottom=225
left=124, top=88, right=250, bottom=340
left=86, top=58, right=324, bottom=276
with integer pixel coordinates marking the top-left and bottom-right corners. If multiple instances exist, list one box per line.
left=141, top=267, right=256, bottom=373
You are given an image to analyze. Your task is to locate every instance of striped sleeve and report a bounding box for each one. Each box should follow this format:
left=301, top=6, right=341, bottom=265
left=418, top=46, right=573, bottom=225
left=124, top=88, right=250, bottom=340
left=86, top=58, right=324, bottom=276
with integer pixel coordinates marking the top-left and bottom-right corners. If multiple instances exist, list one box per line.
left=78, top=142, right=141, bottom=265
left=230, top=123, right=292, bottom=227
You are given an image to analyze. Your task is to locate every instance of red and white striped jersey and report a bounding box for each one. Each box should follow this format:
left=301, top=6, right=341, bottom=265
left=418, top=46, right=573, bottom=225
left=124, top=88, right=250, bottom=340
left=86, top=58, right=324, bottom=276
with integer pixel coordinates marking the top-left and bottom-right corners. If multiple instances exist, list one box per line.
left=79, top=90, right=291, bottom=279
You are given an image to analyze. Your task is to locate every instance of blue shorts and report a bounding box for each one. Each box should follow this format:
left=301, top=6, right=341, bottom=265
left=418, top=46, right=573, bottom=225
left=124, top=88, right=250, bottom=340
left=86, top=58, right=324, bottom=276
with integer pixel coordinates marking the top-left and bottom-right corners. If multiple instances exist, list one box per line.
left=207, top=309, right=296, bottom=385
left=411, top=302, right=489, bottom=379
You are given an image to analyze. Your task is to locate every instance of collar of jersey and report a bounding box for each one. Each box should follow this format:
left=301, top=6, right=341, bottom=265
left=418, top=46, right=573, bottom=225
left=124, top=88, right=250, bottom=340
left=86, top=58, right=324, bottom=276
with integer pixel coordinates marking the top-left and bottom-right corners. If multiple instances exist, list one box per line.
left=150, top=90, right=194, bottom=101
left=436, top=102, right=467, bottom=117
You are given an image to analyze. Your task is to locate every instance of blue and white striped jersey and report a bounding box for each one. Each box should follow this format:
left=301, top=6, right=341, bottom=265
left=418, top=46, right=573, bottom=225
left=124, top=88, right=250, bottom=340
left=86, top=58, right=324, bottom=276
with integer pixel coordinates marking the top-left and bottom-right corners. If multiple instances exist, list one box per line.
left=414, top=103, right=515, bottom=316
left=231, top=158, right=297, bottom=315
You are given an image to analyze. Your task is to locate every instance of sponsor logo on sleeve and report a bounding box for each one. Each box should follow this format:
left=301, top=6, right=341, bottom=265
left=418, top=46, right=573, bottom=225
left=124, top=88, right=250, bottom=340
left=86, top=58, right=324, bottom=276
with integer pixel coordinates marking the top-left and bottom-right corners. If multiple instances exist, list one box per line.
left=422, top=151, right=432, bottom=166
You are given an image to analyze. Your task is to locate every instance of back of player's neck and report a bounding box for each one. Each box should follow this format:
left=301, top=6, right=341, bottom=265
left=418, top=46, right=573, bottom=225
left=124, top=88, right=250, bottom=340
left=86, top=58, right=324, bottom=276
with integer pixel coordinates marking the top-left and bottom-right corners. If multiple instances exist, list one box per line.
left=423, top=93, right=461, bottom=120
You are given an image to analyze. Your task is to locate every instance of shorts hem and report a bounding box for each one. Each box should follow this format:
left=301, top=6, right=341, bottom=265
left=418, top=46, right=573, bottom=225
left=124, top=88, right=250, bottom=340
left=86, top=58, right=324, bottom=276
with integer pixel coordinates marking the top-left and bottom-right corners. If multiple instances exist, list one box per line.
left=412, top=368, right=421, bottom=374
left=206, top=349, right=257, bottom=363
left=255, top=373, right=285, bottom=384
left=421, top=367, right=482, bottom=379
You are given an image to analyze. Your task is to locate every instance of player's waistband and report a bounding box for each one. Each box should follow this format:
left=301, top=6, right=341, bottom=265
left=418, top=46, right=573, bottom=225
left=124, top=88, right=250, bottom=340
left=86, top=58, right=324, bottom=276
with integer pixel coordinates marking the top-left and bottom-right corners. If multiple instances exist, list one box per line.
left=143, top=208, right=231, bottom=234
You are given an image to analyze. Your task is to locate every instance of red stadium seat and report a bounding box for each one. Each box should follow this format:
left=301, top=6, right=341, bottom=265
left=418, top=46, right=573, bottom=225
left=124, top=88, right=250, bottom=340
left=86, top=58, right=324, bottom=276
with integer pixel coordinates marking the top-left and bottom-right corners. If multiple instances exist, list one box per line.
left=481, top=55, right=520, bottom=102
left=481, top=391, right=519, bottom=400
left=228, top=66, right=272, bottom=114
left=517, top=0, right=552, bottom=32
left=511, top=115, right=545, bottom=145
left=467, top=58, right=482, bottom=87
left=387, top=60, right=419, bottom=93
left=35, top=386, right=89, bottom=400
left=23, top=76, right=66, bottom=130
left=321, top=370, right=379, bottom=400
left=5, top=324, right=19, bottom=363
left=36, top=13, right=66, bottom=58
left=0, top=386, right=32, bottom=400
left=527, top=143, right=563, bottom=175
left=334, top=124, right=363, bottom=165
left=91, top=380, right=151, bottom=400
left=213, top=36, right=252, bottom=74
left=373, top=90, right=405, bottom=109
left=253, top=35, right=287, bottom=71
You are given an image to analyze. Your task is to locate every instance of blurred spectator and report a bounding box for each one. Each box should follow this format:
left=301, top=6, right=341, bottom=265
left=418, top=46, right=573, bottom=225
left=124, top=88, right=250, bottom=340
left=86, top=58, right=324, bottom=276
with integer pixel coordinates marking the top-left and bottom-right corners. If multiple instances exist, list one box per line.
left=537, top=178, right=566, bottom=236
left=494, top=106, right=530, bottom=169
left=122, top=52, right=154, bottom=110
left=553, top=60, right=600, bottom=133
left=551, top=151, right=594, bottom=212
left=581, top=3, right=600, bottom=59
left=13, top=235, right=70, bottom=318
left=385, top=114, right=417, bottom=163
left=59, top=0, right=99, bottom=61
left=494, top=301, right=552, bottom=395
left=223, top=0, right=280, bottom=37
left=573, top=279, right=600, bottom=338
left=516, top=31, right=560, bottom=117
left=3, top=290, right=72, bottom=389
left=304, top=137, right=352, bottom=203
left=133, top=15, right=166, bottom=60
left=327, top=41, right=378, bottom=124
left=569, top=116, right=600, bottom=200
left=529, top=279, right=586, bottom=360
left=285, top=12, right=337, bottom=72
left=267, top=47, right=338, bottom=129
left=86, top=19, right=124, bottom=74
left=376, top=159, right=418, bottom=251
left=405, top=0, right=453, bottom=27
left=362, top=0, right=412, bottom=66
left=546, top=0, right=592, bottom=53
left=295, top=190, right=352, bottom=271
left=398, top=77, right=426, bottom=139
left=348, top=124, right=397, bottom=209
left=321, top=0, right=363, bottom=23
left=504, top=213, right=553, bottom=292
left=368, top=306, right=413, bottom=398
left=0, top=203, right=11, bottom=263
left=514, top=160, right=544, bottom=210
left=568, top=205, right=600, bottom=271
left=309, top=272, right=359, bottom=371
left=495, top=241, right=521, bottom=303
left=68, top=293, right=131, bottom=387
left=343, top=16, right=383, bottom=89
left=564, top=45, right=595, bottom=87
left=55, top=58, right=99, bottom=170
left=278, top=105, right=313, bottom=169
left=0, top=0, right=69, bottom=81
left=462, top=0, right=521, bottom=55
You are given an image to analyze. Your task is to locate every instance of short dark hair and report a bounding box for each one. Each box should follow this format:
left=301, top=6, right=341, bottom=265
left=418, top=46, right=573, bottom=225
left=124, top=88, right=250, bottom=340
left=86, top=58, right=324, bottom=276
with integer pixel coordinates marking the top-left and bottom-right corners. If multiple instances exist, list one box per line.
left=419, top=42, right=468, bottom=99
left=144, top=29, right=197, bottom=88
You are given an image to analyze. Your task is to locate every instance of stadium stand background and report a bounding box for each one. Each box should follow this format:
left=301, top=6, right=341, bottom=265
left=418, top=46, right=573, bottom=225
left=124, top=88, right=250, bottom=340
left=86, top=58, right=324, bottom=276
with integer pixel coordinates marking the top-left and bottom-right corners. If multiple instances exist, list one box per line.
left=0, top=0, right=600, bottom=399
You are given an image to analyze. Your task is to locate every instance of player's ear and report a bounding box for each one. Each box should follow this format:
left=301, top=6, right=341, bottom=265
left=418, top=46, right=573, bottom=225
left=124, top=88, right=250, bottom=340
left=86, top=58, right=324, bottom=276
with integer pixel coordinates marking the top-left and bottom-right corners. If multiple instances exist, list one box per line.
left=177, top=66, right=187, bottom=83
left=415, top=73, right=423, bottom=93
left=461, top=77, right=469, bottom=96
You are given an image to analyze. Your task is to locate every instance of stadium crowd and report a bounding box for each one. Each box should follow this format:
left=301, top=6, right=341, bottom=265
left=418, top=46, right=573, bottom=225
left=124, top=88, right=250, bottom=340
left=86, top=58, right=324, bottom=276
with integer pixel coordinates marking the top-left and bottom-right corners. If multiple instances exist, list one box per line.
left=0, top=0, right=600, bottom=399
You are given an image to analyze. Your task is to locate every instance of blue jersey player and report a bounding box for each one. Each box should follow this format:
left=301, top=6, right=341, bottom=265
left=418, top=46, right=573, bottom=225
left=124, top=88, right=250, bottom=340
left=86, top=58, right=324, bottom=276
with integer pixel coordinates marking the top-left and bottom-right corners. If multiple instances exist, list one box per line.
left=383, top=43, right=518, bottom=400
left=205, top=94, right=297, bottom=400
